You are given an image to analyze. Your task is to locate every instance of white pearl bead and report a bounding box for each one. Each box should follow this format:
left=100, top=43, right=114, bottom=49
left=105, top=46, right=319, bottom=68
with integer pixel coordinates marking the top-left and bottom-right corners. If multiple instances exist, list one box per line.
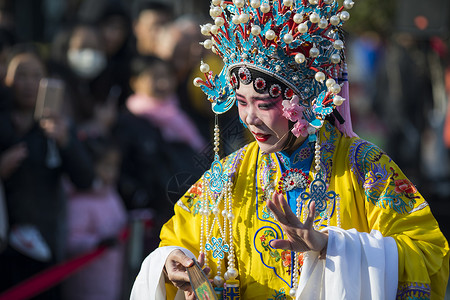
left=251, top=25, right=261, bottom=36
left=289, top=288, right=297, bottom=297
left=326, top=78, right=336, bottom=88
left=200, top=63, right=210, bottom=73
left=215, top=17, right=225, bottom=26
left=260, top=3, right=270, bottom=13
left=258, top=57, right=264, bottom=64
left=265, top=29, right=276, bottom=40
left=227, top=213, right=235, bottom=220
left=309, top=12, right=320, bottom=23
left=333, top=95, right=345, bottom=106
left=232, top=15, right=240, bottom=24
left=330, top=83, right=341, bottom=94
left=239, top=13, right=250, bottom=23
left=293, top=13, right=303, bottom=24
left=323, top=0, right=333, bottom=3
left=275, top=65, right=282, bottom=72
left=330, top=53, right=341, bottom=64
left=212, top=0, right=221, bottom=5
left=283, top=0, right=293, bottom=7
left=334, top=39, right=344, bottom=50
left=295, top=53, right=306, bottom=63
left=250, top=0, right=260, bottom=8
left=193, top=77, right=203, bottom=87
left=200, top=24, right=211, bottom=36
left=224, top=271, right=230, bottom=280
left=212, top=207, right=219, bottom=215
left=309, top=47, right=319, bottom=58
left=308, top=0, right=318, bottom=4
left=340, top=11, right=350, bottom=21
left=213, top=275, right=225, bottom=286
left=330, top=15, right=340, bottom=26
left=212, top=47, right=218, bottom=54
left=203, top=39, right=213, bottom=49
left=283, top=33, right=293, bottom=44
left=222, top=210, right=227, bottom=217
left=343, top=0, right=354, bottom=9
left=318, top=18, right=328, bottom=29
left=227, top=267, right=238, bottom=279
left=315, top=72, right=325, bottom=82
left=210, top=25, right=219, bottom=35
left=242, top=53, right=248, bottom=59
left=234, top=0, right=245, bottom=8
left=298, top=22, right=308, bottom=33
left=210, top=6, right=222, bottom=18
left=214, top=146, right=219, bottom=152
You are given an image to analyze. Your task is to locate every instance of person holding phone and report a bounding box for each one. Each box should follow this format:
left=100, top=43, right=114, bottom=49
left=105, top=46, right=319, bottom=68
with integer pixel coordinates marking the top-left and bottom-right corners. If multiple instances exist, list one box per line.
left=0, top=45, right=94, bottom=300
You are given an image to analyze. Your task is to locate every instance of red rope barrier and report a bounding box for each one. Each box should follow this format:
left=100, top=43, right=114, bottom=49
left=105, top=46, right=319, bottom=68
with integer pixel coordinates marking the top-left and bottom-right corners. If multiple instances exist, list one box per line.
left=0, top=227, right=129, bottom=300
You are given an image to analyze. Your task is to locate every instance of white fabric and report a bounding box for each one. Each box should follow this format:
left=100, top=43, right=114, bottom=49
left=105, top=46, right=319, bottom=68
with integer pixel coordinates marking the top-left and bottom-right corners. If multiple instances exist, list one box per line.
left=296, top=227, right=398, bottom=300
left=130, top=246, right=195, bottom=300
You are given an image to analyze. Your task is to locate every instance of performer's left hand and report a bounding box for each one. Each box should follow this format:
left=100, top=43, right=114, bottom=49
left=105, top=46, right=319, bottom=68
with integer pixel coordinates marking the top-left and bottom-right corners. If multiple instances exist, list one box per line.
left=266, top=192, right=328, bottom=257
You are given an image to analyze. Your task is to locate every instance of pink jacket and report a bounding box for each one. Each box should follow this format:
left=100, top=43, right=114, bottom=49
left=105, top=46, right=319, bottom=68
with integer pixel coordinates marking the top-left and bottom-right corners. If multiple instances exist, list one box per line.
left=63, top=185, right=127, bottom=300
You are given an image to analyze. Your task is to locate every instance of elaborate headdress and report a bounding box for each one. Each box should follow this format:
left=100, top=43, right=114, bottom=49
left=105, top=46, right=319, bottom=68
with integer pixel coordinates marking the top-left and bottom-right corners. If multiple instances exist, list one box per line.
left=194, top=1, right=356, bottom=298
left=194, top=0, right=356, bottom=136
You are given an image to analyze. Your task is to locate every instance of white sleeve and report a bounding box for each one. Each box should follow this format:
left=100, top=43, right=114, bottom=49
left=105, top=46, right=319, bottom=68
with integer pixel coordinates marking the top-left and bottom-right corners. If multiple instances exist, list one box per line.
left=297, top=227, right=398, bottom=300
left=130, top=246, right=196, bottom=300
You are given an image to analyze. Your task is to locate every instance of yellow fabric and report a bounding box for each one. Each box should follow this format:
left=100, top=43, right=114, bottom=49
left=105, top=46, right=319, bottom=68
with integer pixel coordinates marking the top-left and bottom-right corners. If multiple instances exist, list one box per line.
left=160, top=122, right=449, bottom=299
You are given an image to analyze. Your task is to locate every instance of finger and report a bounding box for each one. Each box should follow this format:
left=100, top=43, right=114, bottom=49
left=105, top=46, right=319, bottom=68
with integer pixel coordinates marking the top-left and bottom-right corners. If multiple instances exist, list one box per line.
left=198, top=252, right=205, bottom=268
left=203, top=266, right=211, bottom=276
left=267, top=193, right=288, bottom=224
left=173, top=280, right=192, bottom=291
left=269, top=239, right=292, bottom=250
left=172, top=250, right=194, bottom=268
left=304, top=201, right=316, bottom=229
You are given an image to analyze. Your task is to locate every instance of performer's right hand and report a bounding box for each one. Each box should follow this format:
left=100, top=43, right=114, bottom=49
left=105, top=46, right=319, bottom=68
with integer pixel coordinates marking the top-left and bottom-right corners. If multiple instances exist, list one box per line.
left=164, top=250, right=211, bottom=299
left=164, top=249, right=194, bottom=292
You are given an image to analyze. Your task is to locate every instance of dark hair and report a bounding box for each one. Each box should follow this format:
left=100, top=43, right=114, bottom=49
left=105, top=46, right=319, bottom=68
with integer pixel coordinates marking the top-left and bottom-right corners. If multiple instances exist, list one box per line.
left=132, top=1, right=174, bottom=21
left=129, top=55, right=174, bottom=78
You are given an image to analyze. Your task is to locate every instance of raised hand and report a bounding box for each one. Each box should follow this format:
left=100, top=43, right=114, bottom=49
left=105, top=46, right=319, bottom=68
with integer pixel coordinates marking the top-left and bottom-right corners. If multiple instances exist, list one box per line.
left=266, top=192, right=328, bottom=256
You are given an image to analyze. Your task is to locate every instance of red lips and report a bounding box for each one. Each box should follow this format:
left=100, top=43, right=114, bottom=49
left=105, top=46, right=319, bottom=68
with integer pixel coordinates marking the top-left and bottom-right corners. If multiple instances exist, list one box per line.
left=252, top=131, right=270, bottom=142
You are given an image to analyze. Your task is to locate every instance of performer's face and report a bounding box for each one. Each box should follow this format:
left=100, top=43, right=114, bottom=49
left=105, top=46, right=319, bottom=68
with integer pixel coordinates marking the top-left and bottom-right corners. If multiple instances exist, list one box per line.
left=236, top=83, right=289, bottom=153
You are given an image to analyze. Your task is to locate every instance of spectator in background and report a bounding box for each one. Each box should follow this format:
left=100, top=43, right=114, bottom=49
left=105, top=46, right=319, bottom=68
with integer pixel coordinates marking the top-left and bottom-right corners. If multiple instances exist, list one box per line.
left=49, top=23, right=121, bottom=130
left=127, top=55, right=206, bottom=153
left=0, top=45, right=94, bottom=299
left=113, top=56, right=205, bottom=253
left=62, top=137, right=127, bottom=300
left=131, top=1, right=174, bottom=58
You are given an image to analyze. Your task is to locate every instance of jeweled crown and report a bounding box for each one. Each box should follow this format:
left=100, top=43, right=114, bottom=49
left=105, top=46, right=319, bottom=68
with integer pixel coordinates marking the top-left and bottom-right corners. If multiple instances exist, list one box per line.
left=194, top=0, right=355, bottom=128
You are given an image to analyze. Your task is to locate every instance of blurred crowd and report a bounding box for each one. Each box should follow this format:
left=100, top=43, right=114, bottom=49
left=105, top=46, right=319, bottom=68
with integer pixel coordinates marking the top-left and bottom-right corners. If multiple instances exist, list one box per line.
left=0, top=0, right=449, bottom=299
left=0, top=0, right=250, bottom=299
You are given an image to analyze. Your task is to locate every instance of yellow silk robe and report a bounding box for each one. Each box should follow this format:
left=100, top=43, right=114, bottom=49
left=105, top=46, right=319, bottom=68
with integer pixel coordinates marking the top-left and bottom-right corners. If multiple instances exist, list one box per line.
left=160, top=122, right=449, bottom=299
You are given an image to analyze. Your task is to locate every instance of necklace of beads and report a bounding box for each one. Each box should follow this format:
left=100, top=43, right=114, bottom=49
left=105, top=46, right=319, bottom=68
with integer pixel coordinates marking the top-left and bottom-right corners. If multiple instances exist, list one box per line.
left=199, top=118, right=239, bottom=297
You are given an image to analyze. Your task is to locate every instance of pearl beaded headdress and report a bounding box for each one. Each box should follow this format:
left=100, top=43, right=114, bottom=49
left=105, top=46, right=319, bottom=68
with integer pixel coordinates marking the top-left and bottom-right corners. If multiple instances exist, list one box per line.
left=194, top=0, right=355, bottom=130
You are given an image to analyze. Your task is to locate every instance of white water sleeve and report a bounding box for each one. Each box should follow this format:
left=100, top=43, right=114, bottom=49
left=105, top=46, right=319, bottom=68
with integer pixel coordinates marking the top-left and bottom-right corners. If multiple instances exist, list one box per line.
left=297, top=227, right=398, bottom=300
left=130, top=246, right=196, bottom=300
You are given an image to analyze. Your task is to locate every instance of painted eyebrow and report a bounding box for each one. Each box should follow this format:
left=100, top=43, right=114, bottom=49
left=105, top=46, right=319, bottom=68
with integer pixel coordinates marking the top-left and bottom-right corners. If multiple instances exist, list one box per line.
left=235, top=92, right=274, bottom=101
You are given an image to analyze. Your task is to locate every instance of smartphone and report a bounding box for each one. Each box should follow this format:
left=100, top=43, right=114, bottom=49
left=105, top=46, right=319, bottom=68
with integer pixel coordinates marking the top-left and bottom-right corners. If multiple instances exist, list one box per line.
left=34, top=78, right=65, bottom=120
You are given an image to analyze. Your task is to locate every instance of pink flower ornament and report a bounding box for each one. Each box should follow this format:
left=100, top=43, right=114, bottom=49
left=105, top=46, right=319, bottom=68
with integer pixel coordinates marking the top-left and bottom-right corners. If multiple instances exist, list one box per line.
left=282, top=96, right=309, bottom=137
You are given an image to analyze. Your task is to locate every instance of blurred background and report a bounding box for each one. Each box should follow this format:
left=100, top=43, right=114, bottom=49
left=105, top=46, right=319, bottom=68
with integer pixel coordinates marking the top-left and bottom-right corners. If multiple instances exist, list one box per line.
left=0, top=0, right=449, bottom=299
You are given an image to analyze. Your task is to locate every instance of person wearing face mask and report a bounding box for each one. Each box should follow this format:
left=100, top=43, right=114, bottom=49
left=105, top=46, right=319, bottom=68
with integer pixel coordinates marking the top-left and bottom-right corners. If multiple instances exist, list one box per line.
left=130, top=1, right=448, bottom=300
left=48, top=23, right=121, bottom=136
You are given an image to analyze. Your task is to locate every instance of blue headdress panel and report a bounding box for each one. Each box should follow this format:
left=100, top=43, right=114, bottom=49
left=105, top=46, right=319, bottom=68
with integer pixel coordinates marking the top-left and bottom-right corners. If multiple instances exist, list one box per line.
left=194, top=0, right=354, bottom=129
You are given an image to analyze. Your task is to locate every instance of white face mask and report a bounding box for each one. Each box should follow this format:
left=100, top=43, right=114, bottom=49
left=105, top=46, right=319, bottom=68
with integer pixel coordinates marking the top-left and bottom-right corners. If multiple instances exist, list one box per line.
left=67, top=48, right=107, bottom=79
